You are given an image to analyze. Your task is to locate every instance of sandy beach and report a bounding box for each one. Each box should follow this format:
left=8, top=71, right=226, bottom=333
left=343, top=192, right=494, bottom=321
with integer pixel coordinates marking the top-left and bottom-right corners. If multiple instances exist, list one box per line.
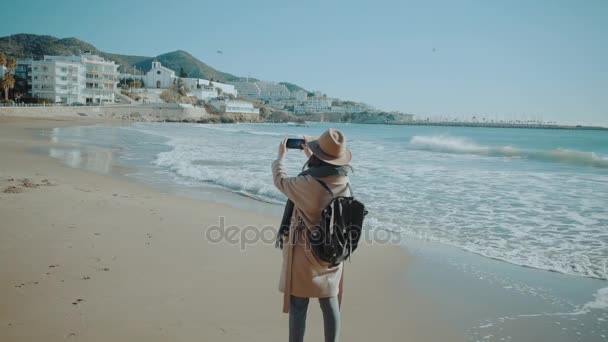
left=0, top=116, right=460, bottom=341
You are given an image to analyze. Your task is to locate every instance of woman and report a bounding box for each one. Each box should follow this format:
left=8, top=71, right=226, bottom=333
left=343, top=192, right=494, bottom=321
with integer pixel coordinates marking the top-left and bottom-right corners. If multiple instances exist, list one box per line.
left=272, top=128, right=352, bottom=342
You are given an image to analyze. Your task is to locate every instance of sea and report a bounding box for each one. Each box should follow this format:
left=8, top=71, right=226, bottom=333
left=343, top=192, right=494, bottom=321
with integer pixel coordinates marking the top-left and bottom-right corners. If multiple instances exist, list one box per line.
left=44, top=122, right=608, bottom=341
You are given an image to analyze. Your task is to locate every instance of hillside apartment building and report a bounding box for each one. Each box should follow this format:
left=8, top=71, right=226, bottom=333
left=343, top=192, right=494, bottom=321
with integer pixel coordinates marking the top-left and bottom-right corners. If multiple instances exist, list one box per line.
left=16, top=53, right=119, bottom=104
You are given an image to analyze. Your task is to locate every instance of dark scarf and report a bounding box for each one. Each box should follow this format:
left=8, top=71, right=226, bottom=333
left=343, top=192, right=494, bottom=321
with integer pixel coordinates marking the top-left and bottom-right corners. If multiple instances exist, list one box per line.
left=275, top=164, right=350, bottom=249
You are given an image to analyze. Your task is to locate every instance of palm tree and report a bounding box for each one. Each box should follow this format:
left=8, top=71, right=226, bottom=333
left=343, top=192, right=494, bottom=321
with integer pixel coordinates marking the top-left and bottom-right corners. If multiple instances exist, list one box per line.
left=0, top=54, right=6, bottom=67
left=1, top=74, right=15, bottom=101
left=6, top=57, right=16, bottom=71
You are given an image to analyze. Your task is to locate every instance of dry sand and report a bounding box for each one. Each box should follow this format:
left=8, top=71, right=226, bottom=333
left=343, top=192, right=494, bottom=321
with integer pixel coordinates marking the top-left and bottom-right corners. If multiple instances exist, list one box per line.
left=0, top=116, right=462, bottom=341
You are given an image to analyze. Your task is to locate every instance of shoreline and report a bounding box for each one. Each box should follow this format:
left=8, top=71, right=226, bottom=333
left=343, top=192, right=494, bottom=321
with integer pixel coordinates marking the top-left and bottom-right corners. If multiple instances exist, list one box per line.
left=3, top=106, right=606, bottom=131
left=0, top=116, right=461, bottom=341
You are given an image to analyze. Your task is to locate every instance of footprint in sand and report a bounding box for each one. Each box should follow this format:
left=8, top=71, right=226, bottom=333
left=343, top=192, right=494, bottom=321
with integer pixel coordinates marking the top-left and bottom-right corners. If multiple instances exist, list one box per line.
left=14, top=281, right=40, bottom=288
left=3, top=186, right=23, bottom=193
left=19, top=178, right=39, bottom=188
left=71, top=299, right=84, bottom=305
left=2, top=178, right=56, bottom=193
left=40, top=179, right=55, bottom=186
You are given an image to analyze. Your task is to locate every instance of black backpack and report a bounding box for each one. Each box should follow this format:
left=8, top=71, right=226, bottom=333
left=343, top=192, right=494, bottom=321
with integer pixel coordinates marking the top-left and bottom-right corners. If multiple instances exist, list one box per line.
left=308, top=178, right=368, bottom=266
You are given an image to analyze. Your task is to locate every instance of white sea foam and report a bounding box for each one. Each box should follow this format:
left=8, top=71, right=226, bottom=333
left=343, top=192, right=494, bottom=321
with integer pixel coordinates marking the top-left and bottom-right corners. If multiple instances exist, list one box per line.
left=582, top=287, right=608, bottom=312
left=408, top=135, right=608, bottom=168
left=89, top=123, right=608, bottom=281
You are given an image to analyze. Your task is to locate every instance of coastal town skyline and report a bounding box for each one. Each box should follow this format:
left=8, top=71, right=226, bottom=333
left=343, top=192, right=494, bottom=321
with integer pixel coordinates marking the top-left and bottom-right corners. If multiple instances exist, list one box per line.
left=1, top=0, right=607, bottom=126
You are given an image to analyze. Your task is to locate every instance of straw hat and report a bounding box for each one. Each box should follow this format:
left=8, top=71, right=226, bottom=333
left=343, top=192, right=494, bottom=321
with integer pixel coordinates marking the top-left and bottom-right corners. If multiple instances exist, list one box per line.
left=307, top=128, right=352, bottom=166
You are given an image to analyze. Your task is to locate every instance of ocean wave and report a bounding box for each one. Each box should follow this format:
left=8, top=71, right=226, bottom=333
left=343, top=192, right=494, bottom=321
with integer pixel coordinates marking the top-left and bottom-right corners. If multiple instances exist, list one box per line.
left=195, top=124, right=285, bottom=137
left=154, top=140, right=286, bottom=204
left=408, top=135, right=608, bottom=168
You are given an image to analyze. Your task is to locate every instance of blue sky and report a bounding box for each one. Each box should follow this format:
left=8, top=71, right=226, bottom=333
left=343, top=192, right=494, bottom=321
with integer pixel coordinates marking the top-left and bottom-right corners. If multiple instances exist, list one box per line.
left=1, top=0, right=607, bottom=125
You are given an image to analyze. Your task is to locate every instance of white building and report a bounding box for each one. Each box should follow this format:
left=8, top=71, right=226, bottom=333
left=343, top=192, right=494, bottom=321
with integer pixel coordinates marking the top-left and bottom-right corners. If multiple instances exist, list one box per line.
left=232, top=81, right=290, bottom=101
left=257, top=81, right=290, bottom=101
left=291, top=89, right=307, bottom=101
left=140, top=61, right=237, bottom=97
left=294, top=97, right=332, bottom=114
left=189, top=86, right=217, bottom=101
left=208, top=99, right=259, bottom=114
left=81, top=53, right=119, bottom=103
left=181, top=78, right=236, bottom=96
left=20, top=53, right=118, bottom=104
left=0, top=66, right=6, bottom=78
left=225, top=100, right=258, bottom=114
left=143, top=60, right=176, bottom=89
left=231, top=81, right=260, bottom=98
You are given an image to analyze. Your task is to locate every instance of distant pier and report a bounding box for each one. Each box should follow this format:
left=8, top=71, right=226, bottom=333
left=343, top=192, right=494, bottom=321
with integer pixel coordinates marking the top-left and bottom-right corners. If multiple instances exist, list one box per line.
left=387, top=121, right=608, bottom=131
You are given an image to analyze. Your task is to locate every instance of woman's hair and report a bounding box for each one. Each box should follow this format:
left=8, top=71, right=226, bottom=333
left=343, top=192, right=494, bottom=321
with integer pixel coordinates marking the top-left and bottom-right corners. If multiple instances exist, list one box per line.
left=303, top=154, right=333, bottom=170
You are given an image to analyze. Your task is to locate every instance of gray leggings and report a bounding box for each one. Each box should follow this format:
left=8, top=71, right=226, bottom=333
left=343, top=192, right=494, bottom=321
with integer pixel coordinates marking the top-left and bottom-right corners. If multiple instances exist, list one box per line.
left=289, top=295, right=340, bottom=342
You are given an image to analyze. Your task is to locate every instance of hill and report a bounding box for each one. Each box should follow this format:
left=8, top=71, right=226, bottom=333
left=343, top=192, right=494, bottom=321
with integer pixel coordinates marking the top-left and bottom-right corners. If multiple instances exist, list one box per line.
left=0, top=34, right=149, bottom=75
left=131, top=50, right=243, bottom=82
left=0, top=34, right=301, bottom=86
left=0, top=34, right=98, bottom=59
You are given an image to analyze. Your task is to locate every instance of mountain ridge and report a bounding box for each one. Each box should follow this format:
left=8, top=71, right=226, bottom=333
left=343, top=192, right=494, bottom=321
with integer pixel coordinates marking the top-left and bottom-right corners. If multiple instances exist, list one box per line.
left=0, top=33, right=303, bottom=87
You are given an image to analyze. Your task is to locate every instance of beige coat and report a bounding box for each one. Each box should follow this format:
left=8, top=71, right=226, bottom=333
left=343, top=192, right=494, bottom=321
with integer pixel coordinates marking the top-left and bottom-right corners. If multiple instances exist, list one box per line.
left=272, top=159, right=351, bottom=313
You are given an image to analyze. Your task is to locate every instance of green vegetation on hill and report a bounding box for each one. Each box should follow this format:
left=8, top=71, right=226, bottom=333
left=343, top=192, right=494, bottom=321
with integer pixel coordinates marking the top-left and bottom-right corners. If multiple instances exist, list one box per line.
left=0, top=34, right=98, bottom=59
left=278, top=82, right=307, bottom=92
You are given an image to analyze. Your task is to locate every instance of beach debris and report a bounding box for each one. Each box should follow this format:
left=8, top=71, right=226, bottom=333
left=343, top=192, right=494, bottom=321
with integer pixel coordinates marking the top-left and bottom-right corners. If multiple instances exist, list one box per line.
left=72, top=299, right=84, bottom=305
left=3, top=186, right=23, bottom=193
left=101, top=267, right=110, bottom=271
left=83, top=276, right=90, bottom=280
left=48, top=264, right=59, bottom=268
left=19, top=178, right=39, bottom=188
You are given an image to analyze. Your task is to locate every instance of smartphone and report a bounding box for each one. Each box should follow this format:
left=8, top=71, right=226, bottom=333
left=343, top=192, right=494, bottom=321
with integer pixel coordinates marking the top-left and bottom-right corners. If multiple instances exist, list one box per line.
left=286, top=138, right=306, bottom=149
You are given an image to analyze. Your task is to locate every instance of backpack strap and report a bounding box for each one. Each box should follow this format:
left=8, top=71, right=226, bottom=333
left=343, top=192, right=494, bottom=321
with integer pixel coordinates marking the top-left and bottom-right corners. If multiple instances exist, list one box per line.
left=313, top=177, right=353, bottom=197
left=312, top=177, right=334, bottom=197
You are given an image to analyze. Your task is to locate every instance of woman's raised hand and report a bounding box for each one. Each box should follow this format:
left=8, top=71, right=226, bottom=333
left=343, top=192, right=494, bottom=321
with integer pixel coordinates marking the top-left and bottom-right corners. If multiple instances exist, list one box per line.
left=278, top=138, right=287, bottom=160
left=302, top=136, right=313, bottom=159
